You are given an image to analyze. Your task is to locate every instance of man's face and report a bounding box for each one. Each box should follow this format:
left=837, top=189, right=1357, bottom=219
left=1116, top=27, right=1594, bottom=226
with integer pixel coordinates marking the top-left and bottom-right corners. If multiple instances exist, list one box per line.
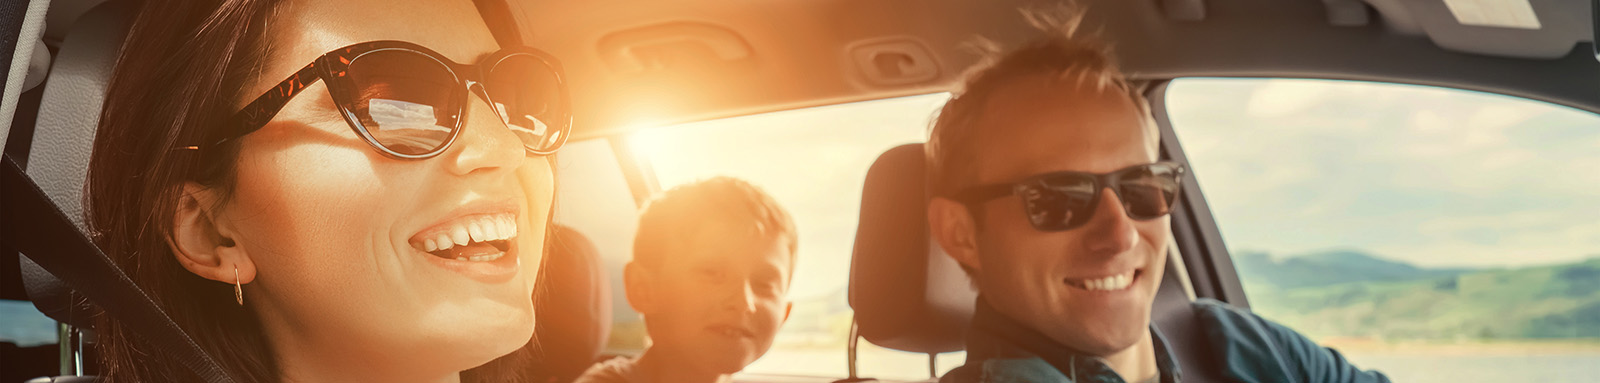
left=955, top=75, right=1169, bottom=355
left=632, top=221, right=793, bottom=374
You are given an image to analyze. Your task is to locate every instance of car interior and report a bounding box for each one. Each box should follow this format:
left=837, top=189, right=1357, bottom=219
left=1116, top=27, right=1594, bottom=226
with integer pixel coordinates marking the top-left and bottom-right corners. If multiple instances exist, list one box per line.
left=3, top=0, right=1597, bottom=382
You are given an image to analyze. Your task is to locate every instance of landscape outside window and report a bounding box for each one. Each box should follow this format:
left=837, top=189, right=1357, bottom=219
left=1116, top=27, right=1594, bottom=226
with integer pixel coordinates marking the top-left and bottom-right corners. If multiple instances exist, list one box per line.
left=621, top=79, right=1600, bottom=380
left=1168, top=78, right=1600, bottom=382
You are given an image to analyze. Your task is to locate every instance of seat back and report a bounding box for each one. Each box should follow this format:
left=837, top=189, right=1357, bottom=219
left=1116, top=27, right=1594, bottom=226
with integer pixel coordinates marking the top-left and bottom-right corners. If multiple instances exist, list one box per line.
left=849, top=144, right=975, bottom=353
left=849, top=143, right=1202, bottom=359
left=20, top=0, right=129, bottom=328
left=535, top=225, right=613, bottom=382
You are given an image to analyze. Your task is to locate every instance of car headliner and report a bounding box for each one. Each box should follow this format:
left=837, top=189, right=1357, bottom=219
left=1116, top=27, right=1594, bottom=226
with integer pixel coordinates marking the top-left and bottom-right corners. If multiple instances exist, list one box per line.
left=42, top=0, right=1599, bottom=140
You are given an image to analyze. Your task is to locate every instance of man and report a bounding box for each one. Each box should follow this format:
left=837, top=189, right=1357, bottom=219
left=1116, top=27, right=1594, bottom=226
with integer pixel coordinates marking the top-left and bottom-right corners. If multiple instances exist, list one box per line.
left=576, top=177, right=796, bottom=383
left=924, top=9, right=1389, bottom=383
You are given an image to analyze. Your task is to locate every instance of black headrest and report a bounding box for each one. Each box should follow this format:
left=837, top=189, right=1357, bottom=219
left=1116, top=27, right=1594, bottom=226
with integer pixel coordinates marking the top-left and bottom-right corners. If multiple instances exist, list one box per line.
left=535, top=225, right=612, bottom=382
left=849, top=143, right=1198, bottom=355
left=849, top=144, right=977, bottom=353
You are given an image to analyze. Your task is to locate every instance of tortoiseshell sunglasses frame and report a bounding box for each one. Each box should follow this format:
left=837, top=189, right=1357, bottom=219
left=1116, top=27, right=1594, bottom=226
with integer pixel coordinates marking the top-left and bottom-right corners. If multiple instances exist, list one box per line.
left=206, top=40, right=572, bottom=159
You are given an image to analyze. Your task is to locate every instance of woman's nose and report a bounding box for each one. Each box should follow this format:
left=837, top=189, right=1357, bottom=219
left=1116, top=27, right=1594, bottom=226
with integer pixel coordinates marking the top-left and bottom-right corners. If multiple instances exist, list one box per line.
left=441, top=86, right=523, bottom=176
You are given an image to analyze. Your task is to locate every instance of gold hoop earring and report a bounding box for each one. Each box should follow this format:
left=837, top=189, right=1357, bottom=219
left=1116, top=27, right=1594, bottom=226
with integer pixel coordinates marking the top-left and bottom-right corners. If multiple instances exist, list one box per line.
left=234, top=266, right=243, bottom=306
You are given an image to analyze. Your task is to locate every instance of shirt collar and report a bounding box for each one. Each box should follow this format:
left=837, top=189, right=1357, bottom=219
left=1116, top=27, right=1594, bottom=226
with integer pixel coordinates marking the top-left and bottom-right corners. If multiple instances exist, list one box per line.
left=965, top=297, right=1183, bottom=383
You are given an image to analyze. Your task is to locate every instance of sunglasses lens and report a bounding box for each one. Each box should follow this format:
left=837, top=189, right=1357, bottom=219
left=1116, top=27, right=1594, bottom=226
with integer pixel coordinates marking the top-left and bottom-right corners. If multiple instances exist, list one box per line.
left=344, top=50, right=462, bottom=156
left=485, top=54, right=569, bottom=154
left=1020, top=176, right=1098, bottom=231
left=1120, top=164, right=1183, bottom=219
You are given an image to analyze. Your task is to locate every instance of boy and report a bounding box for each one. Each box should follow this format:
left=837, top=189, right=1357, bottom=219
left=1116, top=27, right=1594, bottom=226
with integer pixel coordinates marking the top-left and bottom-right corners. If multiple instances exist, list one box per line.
left=576, top=177, right=797, bottom=383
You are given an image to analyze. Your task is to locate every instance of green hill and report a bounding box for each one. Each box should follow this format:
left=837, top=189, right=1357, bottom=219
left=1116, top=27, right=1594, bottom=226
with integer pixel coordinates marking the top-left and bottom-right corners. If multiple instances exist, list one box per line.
left=1234, top=250, right=1472, bottom=289
left=1237, top=251, right=1600, bottom=341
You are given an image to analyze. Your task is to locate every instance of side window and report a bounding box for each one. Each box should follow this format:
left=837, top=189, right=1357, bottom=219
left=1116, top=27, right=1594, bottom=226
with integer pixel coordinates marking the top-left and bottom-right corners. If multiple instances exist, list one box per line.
left=624, top=94, right=965, bottom=380
left=1167, top=78, right=1600, bottom=380
left=0, top=299, right=57, bottom=347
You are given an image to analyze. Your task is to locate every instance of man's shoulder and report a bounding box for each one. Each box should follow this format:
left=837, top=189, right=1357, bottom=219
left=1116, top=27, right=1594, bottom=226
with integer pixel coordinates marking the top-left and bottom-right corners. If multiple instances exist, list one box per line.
left=1185, top=298, right=1390, bottom=383
left=939, top=357, right=1066, bottom=383
left=573, top=356, right=645, bottom=383
left=1187, top=298, right=1321, bottom=354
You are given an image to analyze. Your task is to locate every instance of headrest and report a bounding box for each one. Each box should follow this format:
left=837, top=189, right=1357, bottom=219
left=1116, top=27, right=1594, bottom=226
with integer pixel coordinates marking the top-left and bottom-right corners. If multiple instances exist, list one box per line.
left=849, top=143, right=1197, bottom=355
left=21, top=0, right=131, bottom=327
left=535, top=225, right=613, bottom=382
left=849, top=143, right=976, bottom=353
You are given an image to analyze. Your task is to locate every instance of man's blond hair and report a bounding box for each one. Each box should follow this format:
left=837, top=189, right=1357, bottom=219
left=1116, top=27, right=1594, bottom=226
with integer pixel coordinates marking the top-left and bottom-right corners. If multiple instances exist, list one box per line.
left=926, top=5, right=1152, bottom=198
left=632, top=177, right=799, bottom=274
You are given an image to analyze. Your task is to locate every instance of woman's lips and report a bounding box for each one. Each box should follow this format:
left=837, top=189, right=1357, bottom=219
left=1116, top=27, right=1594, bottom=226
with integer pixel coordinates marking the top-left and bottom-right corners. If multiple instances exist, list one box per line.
left=409, top=209, right=522, bottom=284
left=417, top=240, right=521, bottom=284
left=410, top=212, right=518, bottom=257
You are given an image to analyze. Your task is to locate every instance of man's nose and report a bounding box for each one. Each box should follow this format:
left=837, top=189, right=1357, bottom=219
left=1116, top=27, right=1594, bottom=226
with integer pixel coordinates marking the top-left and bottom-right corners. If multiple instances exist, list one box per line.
left=1078, top=187, right=1139, bottom=257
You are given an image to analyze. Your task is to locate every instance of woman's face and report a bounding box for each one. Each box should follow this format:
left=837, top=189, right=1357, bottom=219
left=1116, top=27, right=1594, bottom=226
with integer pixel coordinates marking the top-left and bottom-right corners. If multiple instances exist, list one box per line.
left=214, top=0, right=549, bottom=376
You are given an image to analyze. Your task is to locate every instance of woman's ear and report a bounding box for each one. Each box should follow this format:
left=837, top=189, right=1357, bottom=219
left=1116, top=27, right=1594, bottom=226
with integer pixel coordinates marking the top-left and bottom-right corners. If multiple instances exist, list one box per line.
left=622, top=262, right=654, bottom=315
left=928, top=197, right=981, bottom=273
left=168, top=182, right=255, bottom=286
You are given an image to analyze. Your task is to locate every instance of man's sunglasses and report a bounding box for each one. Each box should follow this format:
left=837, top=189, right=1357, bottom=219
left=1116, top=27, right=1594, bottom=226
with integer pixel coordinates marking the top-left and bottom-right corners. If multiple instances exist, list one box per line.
left=205, top=40, right=571, bottom=159
left=954, top=162, right=1187, bottom=232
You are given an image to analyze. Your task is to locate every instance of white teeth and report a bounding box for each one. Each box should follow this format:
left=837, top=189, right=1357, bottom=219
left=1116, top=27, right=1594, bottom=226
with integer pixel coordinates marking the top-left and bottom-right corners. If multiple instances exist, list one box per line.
left=435, top=234, right=454, bottom=251
left=487, top=218, right=506, bottom=241
left=467, top=222, right=484, bottom=243
left=1079, top=272, right=1135, bottom=291
left=414, top=213, right=519, bottom=254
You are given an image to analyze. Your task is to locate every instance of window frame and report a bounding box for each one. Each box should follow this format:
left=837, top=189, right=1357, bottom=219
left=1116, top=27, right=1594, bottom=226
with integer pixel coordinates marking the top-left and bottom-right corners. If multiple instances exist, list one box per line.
left=1145, top=79, right=1252, bottom=307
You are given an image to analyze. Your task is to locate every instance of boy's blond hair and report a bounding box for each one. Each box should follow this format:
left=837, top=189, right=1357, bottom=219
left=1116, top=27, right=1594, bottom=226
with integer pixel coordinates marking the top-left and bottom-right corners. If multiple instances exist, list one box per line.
left=632, top=177, right=798, bottom=274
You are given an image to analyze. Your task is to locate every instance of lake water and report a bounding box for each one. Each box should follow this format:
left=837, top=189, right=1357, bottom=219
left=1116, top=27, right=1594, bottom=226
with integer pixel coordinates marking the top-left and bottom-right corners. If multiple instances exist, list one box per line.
left=1342, top=352, right=1600, bottom=383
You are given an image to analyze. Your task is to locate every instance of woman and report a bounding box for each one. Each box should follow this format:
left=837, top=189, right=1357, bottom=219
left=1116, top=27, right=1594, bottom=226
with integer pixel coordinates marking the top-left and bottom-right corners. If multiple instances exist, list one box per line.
left=85, top=0, right=566, bottom=381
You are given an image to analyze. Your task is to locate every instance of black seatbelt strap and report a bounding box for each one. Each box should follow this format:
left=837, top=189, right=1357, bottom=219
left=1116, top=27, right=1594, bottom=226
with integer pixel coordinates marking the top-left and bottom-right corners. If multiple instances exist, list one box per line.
left=2, top=155, right=237, bottom=383
left=473, top=0, right=524, bottom=48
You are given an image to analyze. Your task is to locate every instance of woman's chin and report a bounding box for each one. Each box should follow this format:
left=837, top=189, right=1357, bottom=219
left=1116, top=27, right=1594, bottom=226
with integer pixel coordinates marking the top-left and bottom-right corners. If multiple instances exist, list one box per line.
left=427, top=303, right=536, bottom=370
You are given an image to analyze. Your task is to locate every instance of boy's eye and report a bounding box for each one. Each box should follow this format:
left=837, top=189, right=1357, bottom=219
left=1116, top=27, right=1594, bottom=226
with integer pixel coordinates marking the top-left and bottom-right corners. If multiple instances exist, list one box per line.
left=757, top=281, right=783, bottom=296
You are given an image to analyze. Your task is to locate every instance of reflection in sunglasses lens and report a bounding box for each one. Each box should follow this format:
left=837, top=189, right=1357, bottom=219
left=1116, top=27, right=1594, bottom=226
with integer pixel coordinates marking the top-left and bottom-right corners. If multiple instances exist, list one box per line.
left=487, top=55, right=565, bottom=153
left=347, top=50, right=460, bottom=156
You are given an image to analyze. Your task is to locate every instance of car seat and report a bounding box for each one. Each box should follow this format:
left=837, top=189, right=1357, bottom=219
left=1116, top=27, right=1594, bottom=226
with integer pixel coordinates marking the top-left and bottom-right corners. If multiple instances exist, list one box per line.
left=847, top=143, right=1226, bottom=382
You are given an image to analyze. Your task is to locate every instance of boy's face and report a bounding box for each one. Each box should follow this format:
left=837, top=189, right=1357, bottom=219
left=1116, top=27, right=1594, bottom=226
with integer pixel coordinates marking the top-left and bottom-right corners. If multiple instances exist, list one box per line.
left=633, top=220, right=793, bottom=374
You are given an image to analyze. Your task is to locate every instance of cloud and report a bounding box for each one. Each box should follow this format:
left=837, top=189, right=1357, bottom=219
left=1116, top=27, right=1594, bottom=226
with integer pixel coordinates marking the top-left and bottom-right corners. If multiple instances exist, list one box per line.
left=1246, top=80, right=1330, bottom=118
left=1173, top=78, right=1600, bottom=268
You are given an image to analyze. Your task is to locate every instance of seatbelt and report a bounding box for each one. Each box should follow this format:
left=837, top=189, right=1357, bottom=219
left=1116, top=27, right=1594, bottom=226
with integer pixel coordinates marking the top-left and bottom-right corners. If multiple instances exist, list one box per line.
left=2, top=155, right=238, bottom=383
left=473, top=0, right=524, bottom=48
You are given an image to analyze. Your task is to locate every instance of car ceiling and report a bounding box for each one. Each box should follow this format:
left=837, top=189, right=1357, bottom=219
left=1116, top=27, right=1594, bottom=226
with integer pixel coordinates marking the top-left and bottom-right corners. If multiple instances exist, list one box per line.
left=43, top=0, right=1600, bottom=141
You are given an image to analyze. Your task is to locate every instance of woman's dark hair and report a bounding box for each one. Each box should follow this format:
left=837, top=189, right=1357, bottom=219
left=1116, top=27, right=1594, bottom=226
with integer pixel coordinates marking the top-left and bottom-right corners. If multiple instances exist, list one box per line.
left=85, top=0, right=537, bottom=381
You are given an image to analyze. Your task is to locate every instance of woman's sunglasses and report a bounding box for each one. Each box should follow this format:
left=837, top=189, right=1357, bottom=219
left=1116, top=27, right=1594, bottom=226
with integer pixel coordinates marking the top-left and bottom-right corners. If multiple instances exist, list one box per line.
left=955, top=162, right=1187, bottom=232
left=206, top=40, right=571, bottom=159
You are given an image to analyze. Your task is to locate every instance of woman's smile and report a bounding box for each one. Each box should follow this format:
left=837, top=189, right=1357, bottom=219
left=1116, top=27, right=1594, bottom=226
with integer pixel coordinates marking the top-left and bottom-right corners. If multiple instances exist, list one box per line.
left=408, top=199, right=525, bottom=284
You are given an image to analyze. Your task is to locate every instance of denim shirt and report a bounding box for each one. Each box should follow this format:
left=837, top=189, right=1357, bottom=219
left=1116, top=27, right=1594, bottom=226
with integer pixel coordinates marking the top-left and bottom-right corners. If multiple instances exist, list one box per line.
left=940, top=298, right=1391, bottom=383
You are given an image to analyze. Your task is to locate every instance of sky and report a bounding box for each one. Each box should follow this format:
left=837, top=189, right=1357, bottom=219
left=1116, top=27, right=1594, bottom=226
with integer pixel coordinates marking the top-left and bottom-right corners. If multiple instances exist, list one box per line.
left=1169, top=78, right=1600, bottom=268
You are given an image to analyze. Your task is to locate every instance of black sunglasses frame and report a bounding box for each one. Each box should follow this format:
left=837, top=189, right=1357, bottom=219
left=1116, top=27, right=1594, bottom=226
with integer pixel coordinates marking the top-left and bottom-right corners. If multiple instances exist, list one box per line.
left=208, top=40, right=572, bottom=159
left=954, top=161, right=1188, bottom=232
